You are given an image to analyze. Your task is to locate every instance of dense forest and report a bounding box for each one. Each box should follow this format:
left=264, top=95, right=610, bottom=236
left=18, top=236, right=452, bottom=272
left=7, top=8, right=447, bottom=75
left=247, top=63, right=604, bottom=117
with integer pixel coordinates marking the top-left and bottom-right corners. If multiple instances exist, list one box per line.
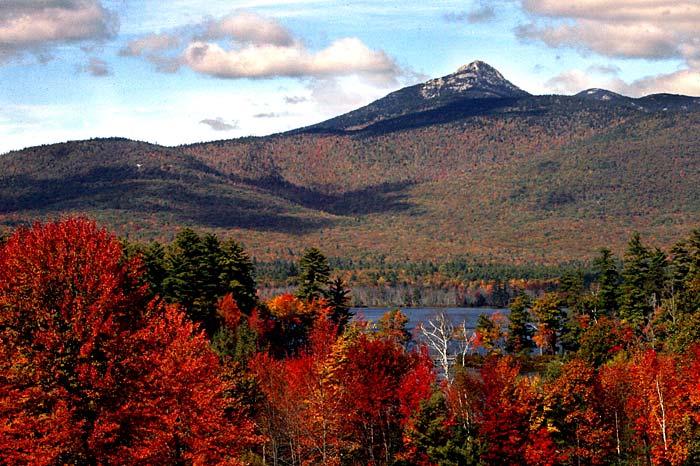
left=2, top=97, right=699, bottom=266
left=1, top=217, right=699, bottom=465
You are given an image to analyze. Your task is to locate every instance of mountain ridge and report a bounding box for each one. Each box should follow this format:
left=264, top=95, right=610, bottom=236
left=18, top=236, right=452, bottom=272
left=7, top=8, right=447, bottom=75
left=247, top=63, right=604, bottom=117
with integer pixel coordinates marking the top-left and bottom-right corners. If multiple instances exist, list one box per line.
left=1, top=61, right=699, bottom=264
left=298, top=61, right=700, bottom=134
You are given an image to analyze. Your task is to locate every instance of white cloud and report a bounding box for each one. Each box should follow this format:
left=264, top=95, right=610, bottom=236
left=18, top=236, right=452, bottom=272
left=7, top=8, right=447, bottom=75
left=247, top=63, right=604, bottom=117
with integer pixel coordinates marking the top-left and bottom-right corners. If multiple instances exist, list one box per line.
left=544, top=69, right=623, bottom=95
left=544, top=67, right=700, bottom=97
left=183, top=37, right=398, bottom=80
left=82, top=57, right=111, bottom=76
left=307, top=75, right=397, bottom=115
left=120, top=33, right=181, bottom=56
left=518, top=1, right=700, bottom=96
left=443, top=1, right=496, bottom=24
left=0, top=0, right=117, bottom=62
left=517, top=1, right=700, bottom=64
left=284, top=95, right=308, bottom=104
left=120, top=32, right=183, bottom=72
left=629, top=69, right=700, bottom=97
left=202, top=11, right=294, bottom=46
left=125, top=11, right=402, bottom=82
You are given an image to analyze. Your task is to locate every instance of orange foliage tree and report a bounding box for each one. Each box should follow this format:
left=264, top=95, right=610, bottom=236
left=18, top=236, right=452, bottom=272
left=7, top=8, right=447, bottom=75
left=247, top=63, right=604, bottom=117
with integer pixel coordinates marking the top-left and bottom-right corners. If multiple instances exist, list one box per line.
left=625, top=350, right=694, bottom=465
left=545, top=359, right=614, bottom=464
left=0, top=218, right=256, bottom=464
left=251, top=308, right=434, bottom=465
left=476, top=356, right=559, bottom=465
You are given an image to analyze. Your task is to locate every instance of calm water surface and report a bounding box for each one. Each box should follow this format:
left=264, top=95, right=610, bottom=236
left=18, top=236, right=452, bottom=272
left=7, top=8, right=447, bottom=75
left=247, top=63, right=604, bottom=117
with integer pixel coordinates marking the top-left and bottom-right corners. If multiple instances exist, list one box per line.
left=352, top=307, right=507, bottom=331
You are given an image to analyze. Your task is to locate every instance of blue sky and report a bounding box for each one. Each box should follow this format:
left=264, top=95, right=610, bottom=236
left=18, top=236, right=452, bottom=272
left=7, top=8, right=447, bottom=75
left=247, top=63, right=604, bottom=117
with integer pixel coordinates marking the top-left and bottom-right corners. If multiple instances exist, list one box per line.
left=0, top=0, right=698, bottom=153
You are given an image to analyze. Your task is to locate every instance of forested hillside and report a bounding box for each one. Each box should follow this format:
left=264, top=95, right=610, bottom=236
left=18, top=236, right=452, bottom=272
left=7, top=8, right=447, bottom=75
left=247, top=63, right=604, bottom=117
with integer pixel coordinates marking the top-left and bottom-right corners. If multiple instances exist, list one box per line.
left=2, top=97, right=698, bottom=268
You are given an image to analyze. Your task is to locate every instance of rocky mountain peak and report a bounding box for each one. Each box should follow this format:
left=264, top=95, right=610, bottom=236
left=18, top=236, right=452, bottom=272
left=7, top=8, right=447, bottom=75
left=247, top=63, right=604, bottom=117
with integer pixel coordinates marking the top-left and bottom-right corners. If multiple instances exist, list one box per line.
left=455, top=60, right=498, bottom=75
left=420, top=60, right=529, bottom=100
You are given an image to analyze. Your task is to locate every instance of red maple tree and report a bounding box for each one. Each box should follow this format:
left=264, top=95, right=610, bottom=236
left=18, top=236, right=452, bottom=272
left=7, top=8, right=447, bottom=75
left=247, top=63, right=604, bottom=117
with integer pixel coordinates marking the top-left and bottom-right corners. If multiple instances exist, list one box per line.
left=0, top=218, right=256, bottom=464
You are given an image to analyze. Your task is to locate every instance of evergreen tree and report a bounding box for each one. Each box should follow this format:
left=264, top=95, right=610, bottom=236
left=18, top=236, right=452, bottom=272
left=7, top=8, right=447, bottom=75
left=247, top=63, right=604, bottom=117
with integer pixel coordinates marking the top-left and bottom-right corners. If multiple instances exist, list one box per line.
left=160, top=229, right=258, bottom=336
left=592, top=248, right=621, bottom=317
left=218, top=238, right=257, bottom=314
left=506, top=294, right=533, bottom=354
left=376, top=309, right=412, bottom=346
left=619, top=233, right=668, bottom=332
left=559, top=269, right=585, bottom=312
left=559, top=308, right=585, bottom=354
left=327, top=276, right=353, bottom=333
left=669, top=229, right=700, bottom=313
left=475, top=313, right=504, bottom=354
left=619, top=233, right=652, bottom=330
left=162, top=228, right=206, bottom=316
left=211, top=321, right=259, bottom=363
left=647, top=247, right=668, bottom=306
left=491, top=280, right=510, bottom=308
left=401, top=390, right=481, bottom=465
left=197, top=233, right=224, bottom=328
left=142, top=241, right=167, bottom=297
left=296, top=247, right=331, bottom=301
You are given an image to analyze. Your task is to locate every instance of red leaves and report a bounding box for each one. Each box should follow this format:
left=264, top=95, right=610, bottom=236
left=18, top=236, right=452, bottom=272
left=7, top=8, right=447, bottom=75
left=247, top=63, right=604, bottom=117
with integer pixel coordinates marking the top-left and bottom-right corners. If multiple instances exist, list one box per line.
left=624, top=350, right=692, bottom=465
left=249, top=311, right=344, bottom=465
left=94, top=305, right=255, bottom=464
left=478, top=356, right=548, bottom=464
left=546, top=359, right=614, bottom=464
left=0, top=219, right=255, bottom=464
left=218, top=293, right=243, bottom=331
left=250, top=311, right=435, bottom=464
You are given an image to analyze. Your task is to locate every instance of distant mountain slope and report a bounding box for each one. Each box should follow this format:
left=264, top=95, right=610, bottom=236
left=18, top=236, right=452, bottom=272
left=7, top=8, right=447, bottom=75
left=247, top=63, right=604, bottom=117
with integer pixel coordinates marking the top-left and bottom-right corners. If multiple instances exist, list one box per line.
left=0, top=138, right=335, bottom=238
left=303, top=61, right=700, bottom=133
left=1, top=61, right=699, bottom=263
left=303, top=60, right=530, bottom=132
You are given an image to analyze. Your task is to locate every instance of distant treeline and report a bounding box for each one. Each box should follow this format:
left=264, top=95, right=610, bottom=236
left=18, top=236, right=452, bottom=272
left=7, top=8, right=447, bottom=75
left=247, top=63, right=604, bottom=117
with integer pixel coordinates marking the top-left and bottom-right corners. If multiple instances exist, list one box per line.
left=256, top=256, right=582, bottom=307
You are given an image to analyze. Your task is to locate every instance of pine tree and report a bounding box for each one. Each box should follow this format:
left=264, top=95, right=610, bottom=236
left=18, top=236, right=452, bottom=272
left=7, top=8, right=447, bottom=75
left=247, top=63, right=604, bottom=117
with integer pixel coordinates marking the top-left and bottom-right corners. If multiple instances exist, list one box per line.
left=219, top=238, right=257, bottom=314
left=506, top=294, right=533, bottom=354
left=402, top=390, right=480, bottom=465
left=559, top=269, right=585, bottom=312
left=669, top=229, right=700, bottom=314
left=162, top=229, right=210, bottom=326
left=296, top=247, right=331, bottom=301
left=162, top=229, right=257, bottom=336
left=475, top=313, right=505, bottom=354
left=327, top=276, right=353, bottom=333
left=142, top=241, right=167, bottom=297
left=593, top=248, right=621, bottom=317
left=620, top=233, right=652, bottom=329
left=620, top=233, right=667, bottom=331
left=198, top=233, right=225, bottom=331
left=531, top=294, right=564, bottom=354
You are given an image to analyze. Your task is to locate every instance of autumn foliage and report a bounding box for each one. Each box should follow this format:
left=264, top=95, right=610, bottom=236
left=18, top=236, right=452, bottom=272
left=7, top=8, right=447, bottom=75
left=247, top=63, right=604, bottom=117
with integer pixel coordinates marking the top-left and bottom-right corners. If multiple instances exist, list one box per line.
left=250, top=310, right=435, bottom=465
left=0, top=219, right=255, bottom=464
left=2, top=218, right=700, bottom=465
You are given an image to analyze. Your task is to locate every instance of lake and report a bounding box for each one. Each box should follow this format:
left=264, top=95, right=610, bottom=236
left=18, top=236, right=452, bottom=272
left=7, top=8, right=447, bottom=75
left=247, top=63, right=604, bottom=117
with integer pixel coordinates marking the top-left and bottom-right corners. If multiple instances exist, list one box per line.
left=352, top=307, right=507, bottom=332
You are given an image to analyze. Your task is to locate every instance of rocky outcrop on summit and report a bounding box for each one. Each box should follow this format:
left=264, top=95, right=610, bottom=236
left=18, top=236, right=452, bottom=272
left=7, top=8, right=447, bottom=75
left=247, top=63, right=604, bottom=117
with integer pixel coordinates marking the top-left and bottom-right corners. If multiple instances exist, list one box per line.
left=420, top=61, right=529, bottom=100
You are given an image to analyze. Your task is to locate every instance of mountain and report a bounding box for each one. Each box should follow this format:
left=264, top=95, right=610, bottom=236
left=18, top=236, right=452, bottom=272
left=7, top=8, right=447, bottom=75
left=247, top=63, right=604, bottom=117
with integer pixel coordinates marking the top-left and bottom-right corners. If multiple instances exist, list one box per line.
left=576, top=88, right=628, bottom=103
left=576, top=88, right=700, bottom=112
left=304, top=62, right=700, bottom=134
left=304, top=60, right=530, bottom=132
left=2, top=61, right=700, bottom=265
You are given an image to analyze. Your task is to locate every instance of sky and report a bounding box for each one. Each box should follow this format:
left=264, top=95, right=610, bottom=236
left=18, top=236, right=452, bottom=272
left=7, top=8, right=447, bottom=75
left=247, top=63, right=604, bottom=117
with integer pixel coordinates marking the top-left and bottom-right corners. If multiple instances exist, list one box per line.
left=0, top=0, right=698, bottom=153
